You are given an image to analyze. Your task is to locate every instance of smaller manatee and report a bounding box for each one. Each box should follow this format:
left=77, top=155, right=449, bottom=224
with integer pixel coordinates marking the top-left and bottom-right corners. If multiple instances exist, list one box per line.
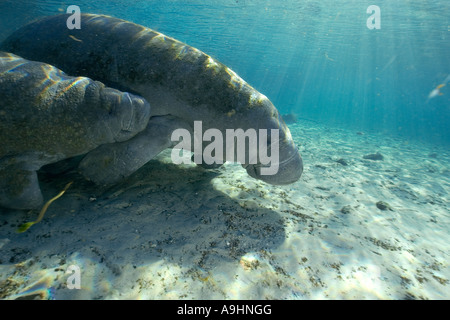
left=0, top=52, right=151, bottom=209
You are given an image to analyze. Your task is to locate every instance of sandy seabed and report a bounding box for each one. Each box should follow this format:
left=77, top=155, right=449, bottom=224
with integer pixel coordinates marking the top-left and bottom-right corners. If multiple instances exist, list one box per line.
left=0, top=120, right=449, bottom=300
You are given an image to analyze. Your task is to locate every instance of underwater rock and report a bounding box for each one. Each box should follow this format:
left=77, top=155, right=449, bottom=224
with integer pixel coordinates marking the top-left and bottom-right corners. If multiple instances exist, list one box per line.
left=239, top=256, right=260, bottom=271
left=363, top=152, right=384, bottom=161
left=376, top=201, right=393, bottom=211
left=282, top=113, right=298, bottom=124
left=340, top=205, right=352, bottom=214
left=336, top=158, right=349, bottom=166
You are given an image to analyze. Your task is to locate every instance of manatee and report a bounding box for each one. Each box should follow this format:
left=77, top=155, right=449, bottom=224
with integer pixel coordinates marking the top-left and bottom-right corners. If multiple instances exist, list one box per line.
left=0, top=52, right=150, bottom=209
left=1, top=13, right=302, bottom=186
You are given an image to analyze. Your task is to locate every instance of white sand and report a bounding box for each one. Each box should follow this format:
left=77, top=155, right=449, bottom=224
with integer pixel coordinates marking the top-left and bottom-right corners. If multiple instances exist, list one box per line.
left=0, top=121, right=449, bottom=300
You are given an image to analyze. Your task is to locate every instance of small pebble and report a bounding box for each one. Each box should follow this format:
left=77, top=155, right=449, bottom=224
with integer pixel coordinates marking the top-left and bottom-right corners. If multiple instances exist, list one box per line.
left=363, top=152, right=384, bottom=161
left=376, top=201, right=393, bottom=211
left=336, top=158, right=349, bottom=166
left=340, top=205, right=352, bottom=214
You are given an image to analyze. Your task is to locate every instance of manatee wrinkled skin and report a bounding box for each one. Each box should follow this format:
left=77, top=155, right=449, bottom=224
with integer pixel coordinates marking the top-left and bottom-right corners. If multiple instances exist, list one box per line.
left=1, top=13, right=303, bottom=187
left=0, top=52, right=150, bottom=209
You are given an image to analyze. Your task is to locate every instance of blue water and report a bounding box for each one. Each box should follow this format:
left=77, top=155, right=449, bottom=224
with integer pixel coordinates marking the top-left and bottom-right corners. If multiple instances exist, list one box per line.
left=0, top=0, right=449, bottom=145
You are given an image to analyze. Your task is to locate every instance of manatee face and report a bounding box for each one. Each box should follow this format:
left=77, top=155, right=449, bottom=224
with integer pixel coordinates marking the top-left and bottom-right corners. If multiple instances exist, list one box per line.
left=232, top=97, right=303, bottom=185
left=98, top=88, right=151, bottom=143
left=245, top=144, right=303, bottom=185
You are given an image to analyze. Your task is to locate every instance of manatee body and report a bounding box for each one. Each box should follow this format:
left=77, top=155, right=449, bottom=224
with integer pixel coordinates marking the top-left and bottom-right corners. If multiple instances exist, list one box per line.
left=0, top=52, right=150, bottom=209
left=1, top=13, right=302, bottom=187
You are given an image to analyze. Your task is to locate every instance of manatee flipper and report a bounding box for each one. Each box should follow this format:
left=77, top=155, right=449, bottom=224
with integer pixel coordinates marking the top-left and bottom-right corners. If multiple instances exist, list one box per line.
left=0, top=161, right=43, bottom=210
left=79, top=116, right=190, bottom=185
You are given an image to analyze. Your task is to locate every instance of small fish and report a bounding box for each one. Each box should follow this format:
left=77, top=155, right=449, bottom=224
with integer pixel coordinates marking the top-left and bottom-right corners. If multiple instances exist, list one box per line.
left=69, top=35, right=83, bottom=42
left=428, top=83, right=445, bottom=100
left=324, top=52, right=334, bottom=61
left=427, top=74, right=449, bottom=101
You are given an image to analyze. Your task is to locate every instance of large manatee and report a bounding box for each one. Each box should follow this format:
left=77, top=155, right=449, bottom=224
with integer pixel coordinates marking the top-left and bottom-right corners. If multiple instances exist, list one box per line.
left=1, top=13, right=302, bottom=187
left=0, top=52, right=150, bottom=209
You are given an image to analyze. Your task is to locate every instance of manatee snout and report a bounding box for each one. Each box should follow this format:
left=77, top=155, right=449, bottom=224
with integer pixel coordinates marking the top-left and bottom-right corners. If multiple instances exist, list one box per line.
left=245, top=142, right=303, bottom=185
left=100, top=88, right=151, bottom=142
left=243, top=108, right=303, bottom=185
